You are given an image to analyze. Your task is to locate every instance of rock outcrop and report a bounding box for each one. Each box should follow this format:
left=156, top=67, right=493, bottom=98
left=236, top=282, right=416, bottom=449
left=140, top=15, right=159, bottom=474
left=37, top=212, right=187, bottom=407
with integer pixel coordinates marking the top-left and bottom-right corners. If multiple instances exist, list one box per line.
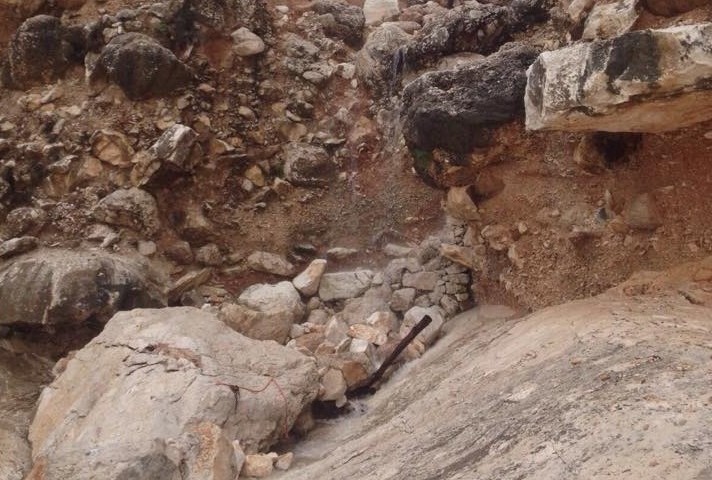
left=27, top=307, right=319, bottom=479
left=0, top=249, right=166, bottom=327
left=525, top=23, right=712, bottom=132
left=402, top=43, right=539, bottom=153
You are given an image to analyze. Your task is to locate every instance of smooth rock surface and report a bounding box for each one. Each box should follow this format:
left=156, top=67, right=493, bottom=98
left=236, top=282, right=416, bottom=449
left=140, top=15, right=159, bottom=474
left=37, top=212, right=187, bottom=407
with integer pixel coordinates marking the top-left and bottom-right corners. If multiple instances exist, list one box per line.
left=525, top=24, right=712, bottom=132
left=27, top=308, right=319, bottom=478
left=278, top=259, right=712, bottom=478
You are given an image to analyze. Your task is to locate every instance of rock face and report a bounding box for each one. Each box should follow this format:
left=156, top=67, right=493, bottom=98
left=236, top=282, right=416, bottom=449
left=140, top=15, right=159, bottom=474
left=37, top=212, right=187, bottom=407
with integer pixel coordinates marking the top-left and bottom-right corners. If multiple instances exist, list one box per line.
left=90, top=33, right=192, bottom=100
left=7, top=15, right=82, bottom=88
left=278, top=259, right=712, bottom=479
left=402, top=44, right=539, bottom=153
left=27, top=307, right=319, bottom=479
left=0, top=249, right=166, bottom=327
left=525, top=24, right=712, bottom=132
left=0, top=350, right=52, bottom=480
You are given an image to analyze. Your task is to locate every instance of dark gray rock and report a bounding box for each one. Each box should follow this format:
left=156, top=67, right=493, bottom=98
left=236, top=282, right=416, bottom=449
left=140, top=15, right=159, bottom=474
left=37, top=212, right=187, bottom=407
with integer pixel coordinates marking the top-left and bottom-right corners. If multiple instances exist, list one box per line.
left=312, top=0, right=365, bottom=46
left=90, top=33, right=192, bottom=100
left=0, top=249, right=166, bottom=327
left=7, top=15, right=84, bottom=88
left=402, top=3, right=516, bottom=69
left=402, top=43, right=539, bottom=153
left=282, top=143, right=336, bottom=187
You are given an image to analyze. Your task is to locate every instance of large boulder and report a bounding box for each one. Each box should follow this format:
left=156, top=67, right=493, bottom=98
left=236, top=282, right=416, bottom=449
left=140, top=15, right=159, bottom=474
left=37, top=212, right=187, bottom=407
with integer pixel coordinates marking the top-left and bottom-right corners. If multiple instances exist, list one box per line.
left=27, top=307, right=319, bottom=479
left=525, top=23, right=712, bottom=132
left=90, top=33, right=192, bottom=100
left=0, top=349, right=52, bottom=480
left=312, top=0, right=365, bottom=46
left=402, top=43, right=539, bottom=153
left=0, top=249, right=166, bottom=327
left=7, top=15, right=83, bottom=88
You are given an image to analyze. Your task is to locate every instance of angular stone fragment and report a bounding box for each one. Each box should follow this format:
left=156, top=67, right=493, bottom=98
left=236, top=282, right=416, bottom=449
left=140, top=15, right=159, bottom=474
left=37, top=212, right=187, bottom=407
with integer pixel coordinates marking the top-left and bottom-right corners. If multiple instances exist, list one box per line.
left=402, top=271, right=440, bottom=291
left=293, top=259, right=327, bottom=296
left=348, top=323, right=388, bottom=346
left=525, top=24, right=712, bottom=132
left=319, top=270, right=374, bottom=301
left=92, top=187, right=160, bottom=235
left=247, top=251, right=296, bottom=276
left=231, top=27, right=265, bottom=56
left=390, top=288, right=416, bottom=312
